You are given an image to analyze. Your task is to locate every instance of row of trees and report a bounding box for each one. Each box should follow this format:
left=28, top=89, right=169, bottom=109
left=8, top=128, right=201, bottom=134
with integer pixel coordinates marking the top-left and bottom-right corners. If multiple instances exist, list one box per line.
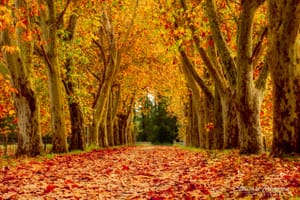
left=0, top=0, right=145, bottom=156
left=157, top=0, right=299, bottom=156
left=0, top=0, right=185, bottom=156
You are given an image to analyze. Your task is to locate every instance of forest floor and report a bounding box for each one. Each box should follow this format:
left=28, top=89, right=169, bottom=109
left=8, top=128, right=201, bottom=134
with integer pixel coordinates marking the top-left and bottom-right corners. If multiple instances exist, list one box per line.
left=0, top=145, right=299, bottom=200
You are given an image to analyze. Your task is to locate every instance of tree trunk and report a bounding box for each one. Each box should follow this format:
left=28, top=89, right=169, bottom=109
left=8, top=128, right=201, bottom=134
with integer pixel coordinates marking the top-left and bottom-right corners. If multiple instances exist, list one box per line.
left=114, top=119, right=120, bottom=145
left=98, top=122, right=109, bottom=147
left=107, top=91, right=115, bottom=146
left=235, top=1, right=264, bottom=154
left=126, top=110, right=134, bottom=144
left=60, top=14, right=85, bottom=151
left=268, top=0, right=300, bottom=156
left=64, top=58, right=85, bottom=151
left=179, top=54, right=206, bottom=148
left=1, top=1, right=43, bottom=157
left=203, top=71, right=214, bottom=149
left=198, top=95, right=207, bottom=149
left=220, top=94, right=239, bottom=149
left=68, top=101, right=85, bottom=151
left=39, top=0, right=68, bottom=153
left=184, top=93, right=193, bottom=146
left=118, top=114, right=127, bottom=145
left=190, top=102, right=200, bottom=147
left=213, top=88, right=223, bottom=149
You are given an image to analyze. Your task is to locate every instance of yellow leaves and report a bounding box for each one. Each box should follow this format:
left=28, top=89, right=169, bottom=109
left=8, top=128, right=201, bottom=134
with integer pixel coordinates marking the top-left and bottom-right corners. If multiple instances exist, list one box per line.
left=1, top=45, right=20, bottom=54
left=16, top=20, right=27, bottom=29
left=0, top=6, right=12, bottom=30
left=8, top=109, right=15, bottom=116
left=22, top=30, right=33, bottom=42
left=174, top=27, right=185, bottom=36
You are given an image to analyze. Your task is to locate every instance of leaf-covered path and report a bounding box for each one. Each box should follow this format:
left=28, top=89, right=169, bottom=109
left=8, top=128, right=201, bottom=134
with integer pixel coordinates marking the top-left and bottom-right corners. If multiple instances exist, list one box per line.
left=0, top=146, right=299, bottom=199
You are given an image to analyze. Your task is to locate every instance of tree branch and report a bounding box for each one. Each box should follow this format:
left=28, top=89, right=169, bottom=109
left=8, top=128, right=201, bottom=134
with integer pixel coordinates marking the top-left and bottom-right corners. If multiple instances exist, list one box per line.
left=87, top=66, right=101, bottom=82
left=56, top=0, right=72, bottom=26
left=198, top=47, right=228, bottom=94
left=179, top=0, right=228, bottom=94
left=255, top=62, right=269, bottom=91
left=205, top=0, right=237, bottom=86
left=92, top=38, right=107, bottom=65
left=179, top=50, right=214, bottom=101
left=250, top=27, right=267, bottom=64
left=64, top=13, right=77, bottom=41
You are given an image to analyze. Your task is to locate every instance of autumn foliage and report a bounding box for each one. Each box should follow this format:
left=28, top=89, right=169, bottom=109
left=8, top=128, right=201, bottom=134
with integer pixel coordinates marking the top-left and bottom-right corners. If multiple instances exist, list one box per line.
left=0, top=74, right=17, bottom=134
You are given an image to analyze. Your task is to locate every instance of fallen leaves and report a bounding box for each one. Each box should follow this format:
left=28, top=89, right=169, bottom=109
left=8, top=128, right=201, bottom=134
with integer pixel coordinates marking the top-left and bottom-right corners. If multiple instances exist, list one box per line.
left=0, top=146, right=299, bottom=199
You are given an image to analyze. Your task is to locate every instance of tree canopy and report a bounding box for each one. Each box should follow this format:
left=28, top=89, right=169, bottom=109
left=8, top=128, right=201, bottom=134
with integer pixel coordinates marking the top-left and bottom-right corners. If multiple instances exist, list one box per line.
left=0, top=0, right=299, bottom=157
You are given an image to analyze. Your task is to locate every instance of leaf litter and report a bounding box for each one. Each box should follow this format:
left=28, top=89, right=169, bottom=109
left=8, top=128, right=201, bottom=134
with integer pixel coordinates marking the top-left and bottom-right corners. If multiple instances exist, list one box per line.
left=0, top=146, right=299, bottom=199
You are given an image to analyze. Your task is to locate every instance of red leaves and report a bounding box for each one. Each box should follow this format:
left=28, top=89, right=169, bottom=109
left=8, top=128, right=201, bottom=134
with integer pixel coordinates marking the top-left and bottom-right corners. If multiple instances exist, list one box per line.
left=44, top=184, right=56, bottom=194
left=0, top=146, right=299, bottom=199
left=121, top=165, right=130, bottom=170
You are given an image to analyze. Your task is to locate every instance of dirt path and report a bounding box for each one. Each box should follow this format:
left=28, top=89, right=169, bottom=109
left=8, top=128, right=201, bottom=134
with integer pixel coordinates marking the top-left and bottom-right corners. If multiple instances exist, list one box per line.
left=0, top=146, right=299, bottom=199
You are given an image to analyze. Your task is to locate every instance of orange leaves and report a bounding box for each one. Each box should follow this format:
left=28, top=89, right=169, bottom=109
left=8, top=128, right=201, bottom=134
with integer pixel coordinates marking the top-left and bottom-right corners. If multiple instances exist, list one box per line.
left=0, top=74, right=16, bottom=121
left=0, top=5, right=11, bottom=30
left=43, top=184, right=57, bottom=194
left=1, top=45, right=20, bottom=54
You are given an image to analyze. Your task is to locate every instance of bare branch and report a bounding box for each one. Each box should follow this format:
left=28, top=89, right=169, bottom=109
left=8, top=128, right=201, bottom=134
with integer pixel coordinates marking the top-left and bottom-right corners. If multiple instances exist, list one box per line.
left=92, top=38, right=107, bottom=65
left=87, top=66, right=101, bottom=82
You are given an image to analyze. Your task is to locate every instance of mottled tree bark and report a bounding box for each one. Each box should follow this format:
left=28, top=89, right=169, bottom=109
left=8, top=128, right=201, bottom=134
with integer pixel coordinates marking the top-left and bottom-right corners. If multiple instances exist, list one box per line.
left=213, top=88, right=223, bottom=149
left=220, top=95, right=239, bottom=149
left=235, top=0, right=265, bottom=154
left=268, top=0, right=300, bottom=156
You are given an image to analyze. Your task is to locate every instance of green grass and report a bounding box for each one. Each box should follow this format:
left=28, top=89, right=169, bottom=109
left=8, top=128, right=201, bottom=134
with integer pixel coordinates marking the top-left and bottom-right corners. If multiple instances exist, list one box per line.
left=173, top=144, right=207, bottom=153
left=173, top=144, right=238, bottom=158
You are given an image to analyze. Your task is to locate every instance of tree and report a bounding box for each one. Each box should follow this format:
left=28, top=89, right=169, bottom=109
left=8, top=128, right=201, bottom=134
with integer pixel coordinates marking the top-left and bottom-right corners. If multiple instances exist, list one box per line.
left=59, top=8, right=86, bottom=151
left=0, top=0, right=43, bottom=156
left=268, top=0, right=300, bottom=156
left=38, top=0, right=68, bottom=153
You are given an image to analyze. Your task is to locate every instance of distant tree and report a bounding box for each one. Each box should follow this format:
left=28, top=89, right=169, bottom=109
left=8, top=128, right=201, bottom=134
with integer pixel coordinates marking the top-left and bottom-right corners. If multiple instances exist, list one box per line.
left=137, top=96, right=178, bottom=144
